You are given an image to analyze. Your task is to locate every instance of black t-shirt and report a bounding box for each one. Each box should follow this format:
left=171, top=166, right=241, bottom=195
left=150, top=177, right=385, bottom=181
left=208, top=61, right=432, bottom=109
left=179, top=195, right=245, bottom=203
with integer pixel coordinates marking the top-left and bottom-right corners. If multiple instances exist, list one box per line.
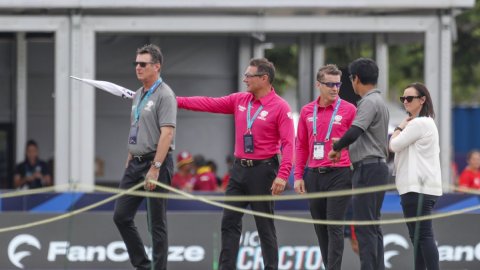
left=15, top=160, right=50, bottom=189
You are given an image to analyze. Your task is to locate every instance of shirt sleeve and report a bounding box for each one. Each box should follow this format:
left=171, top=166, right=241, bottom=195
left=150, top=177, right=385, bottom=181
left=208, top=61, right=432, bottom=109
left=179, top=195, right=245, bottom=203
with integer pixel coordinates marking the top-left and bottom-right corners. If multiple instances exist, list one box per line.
left=294, top=108, right=309, bottom=180
left=176, top=94, right=236, bottom=114
left=347, top=105, right=357, bottom=128
left=277, top=102, right=295, bottom=180
left=332, top=126, right=364, bottom=151
left=389, top=119, right=424, bottom=153
left=352, top=98, right=376, bottom=131
left=158, top=93, right=177, bottom=127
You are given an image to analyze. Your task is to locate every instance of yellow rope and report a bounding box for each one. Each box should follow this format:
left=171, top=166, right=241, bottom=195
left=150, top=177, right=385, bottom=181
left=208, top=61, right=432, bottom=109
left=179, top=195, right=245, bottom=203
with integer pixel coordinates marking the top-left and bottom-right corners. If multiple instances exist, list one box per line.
left=150, top=180, right=480, bottom=226
left=85, top=183, right=397, bottom=201
left=0, top=182, right=144, bottom=233
left=0, top=182, right=478, bottom=233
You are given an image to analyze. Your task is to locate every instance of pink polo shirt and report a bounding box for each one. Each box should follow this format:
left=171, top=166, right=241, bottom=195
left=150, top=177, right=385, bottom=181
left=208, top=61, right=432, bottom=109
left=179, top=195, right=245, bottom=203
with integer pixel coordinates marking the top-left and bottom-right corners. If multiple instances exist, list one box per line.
left=177, top=89, right=294, bottom=180
left=294, top=96, right=356, bottom=180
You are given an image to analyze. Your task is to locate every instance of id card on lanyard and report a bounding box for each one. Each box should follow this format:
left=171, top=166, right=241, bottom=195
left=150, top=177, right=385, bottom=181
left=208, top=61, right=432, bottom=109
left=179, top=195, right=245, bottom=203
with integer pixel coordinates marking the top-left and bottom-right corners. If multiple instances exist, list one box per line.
left=312, top=98, right=341, bottom=159
left=243, top=101, right=263, bottom=153
left=129, top=78, right=162, bottom=144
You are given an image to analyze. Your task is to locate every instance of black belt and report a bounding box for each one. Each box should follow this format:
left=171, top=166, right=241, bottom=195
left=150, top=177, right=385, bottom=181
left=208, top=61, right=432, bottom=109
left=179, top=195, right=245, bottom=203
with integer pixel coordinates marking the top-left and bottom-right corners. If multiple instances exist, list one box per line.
left=235, top=157, right=277, bottom=168
left=352, top=157, right=386, bottom=168
left=132, top=152, right=156, bottom=163
left=307, top=167, right=346, bottom=174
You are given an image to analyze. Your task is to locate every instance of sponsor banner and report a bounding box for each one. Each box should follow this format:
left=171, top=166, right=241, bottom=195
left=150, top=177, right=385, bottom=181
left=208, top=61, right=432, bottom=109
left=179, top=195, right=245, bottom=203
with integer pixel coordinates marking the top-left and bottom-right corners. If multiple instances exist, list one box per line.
left=0, top=212, right=479, bottom=269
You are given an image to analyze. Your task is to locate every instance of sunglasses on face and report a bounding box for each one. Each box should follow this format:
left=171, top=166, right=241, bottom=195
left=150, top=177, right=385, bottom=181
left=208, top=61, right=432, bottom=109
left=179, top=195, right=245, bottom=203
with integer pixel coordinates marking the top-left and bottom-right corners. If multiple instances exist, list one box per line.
left=319, top=81, right=342, bottom=88
left=400, top=96, right=422, bottom=103
left=244, top=73, right=266, bottom=78
left=133, top=61, right=155, bottom=68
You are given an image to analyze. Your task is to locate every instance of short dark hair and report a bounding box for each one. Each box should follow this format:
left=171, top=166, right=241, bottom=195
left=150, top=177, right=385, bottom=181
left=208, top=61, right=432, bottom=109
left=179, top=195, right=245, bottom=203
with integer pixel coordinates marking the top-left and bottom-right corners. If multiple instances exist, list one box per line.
left=348, top=58, right=378, bottom=85
left=26, top=139, right=38, bottom=149
left=316, top=64, right=342, bottom=82
left=193, top=154, right=206, bottom=167
left=206, top=160, right=217, bottom=172
left=249, top=58, right=275, bottom=84
left=405, top=82, right=435, bottom=118
left=136, top=44, right=163, bottom=65
left=24, top=139, right=39, bottom=161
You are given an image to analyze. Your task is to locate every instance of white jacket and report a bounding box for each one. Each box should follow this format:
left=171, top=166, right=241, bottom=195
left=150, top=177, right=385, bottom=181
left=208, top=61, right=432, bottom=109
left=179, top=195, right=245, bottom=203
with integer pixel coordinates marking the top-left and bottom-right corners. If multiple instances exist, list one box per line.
left=389, top=117, right=442, bottom=196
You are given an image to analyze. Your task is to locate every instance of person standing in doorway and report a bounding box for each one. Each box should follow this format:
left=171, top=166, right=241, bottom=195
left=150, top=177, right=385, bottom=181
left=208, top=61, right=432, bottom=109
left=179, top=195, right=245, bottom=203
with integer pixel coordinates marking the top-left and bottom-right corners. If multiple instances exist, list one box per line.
left=14, top=140, right=52, bottom=189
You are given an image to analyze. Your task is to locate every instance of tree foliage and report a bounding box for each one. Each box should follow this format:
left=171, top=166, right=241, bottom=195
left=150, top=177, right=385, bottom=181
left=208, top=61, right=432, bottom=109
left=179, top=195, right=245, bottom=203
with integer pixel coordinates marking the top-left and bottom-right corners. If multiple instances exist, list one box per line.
left=265, top=45, right=298, bottom=96
left=264, top=0, right=479, bottom=105
left=388, top=43, right=424, bottom=101
left=453, top=0, right=480, bottom=105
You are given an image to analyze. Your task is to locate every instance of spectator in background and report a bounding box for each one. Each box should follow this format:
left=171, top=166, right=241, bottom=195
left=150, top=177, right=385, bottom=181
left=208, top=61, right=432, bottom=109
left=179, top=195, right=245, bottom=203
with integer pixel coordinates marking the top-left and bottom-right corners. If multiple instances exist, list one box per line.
left=459, top=149, right=480, bottom=189
left=207, top=160, right=222, bottom=187
left=14, top=140, right=52, bottom=189
left=220, top=155, right=234, bottom=191
left=172, top=150, right=194, bottom=191
left=192, top=154, right=218, bottom=191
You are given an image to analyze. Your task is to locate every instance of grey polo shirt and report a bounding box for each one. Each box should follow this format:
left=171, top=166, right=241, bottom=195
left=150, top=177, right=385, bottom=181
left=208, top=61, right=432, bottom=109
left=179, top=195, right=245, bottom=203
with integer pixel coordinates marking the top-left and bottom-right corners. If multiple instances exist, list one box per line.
left=349, top=89, right=389, bottom=163
left=128, top=82, right=177, bottom=156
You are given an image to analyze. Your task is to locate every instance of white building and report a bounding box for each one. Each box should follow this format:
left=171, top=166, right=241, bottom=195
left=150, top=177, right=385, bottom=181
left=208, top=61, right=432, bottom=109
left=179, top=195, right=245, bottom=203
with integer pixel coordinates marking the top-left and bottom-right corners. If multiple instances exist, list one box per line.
left=0, top=0, right=474, bottom=190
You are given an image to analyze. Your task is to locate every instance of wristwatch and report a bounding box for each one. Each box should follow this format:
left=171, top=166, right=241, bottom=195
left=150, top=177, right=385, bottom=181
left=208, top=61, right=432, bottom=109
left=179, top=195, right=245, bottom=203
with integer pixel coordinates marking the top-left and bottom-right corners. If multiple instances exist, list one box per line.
left=152, top=161, right=162, bottom=169
left=394, top=126, right=403, bottom=132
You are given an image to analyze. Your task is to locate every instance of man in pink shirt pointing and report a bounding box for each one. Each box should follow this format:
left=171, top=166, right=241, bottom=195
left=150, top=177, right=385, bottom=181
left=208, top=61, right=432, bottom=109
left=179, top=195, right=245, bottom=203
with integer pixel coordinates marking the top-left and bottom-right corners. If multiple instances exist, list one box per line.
left=294, top=64, right=356, bottom=270
left=177, top=58, right=294, bottom=270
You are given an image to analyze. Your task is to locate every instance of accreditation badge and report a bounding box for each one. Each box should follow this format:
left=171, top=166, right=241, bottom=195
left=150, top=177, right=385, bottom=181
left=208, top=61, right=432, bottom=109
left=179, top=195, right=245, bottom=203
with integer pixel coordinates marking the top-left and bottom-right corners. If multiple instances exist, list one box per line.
left=128, top=124, right=139, bottom=145
left=313, top=142, right=325, bottom=160
left=243, top=134, right=254, bottom=153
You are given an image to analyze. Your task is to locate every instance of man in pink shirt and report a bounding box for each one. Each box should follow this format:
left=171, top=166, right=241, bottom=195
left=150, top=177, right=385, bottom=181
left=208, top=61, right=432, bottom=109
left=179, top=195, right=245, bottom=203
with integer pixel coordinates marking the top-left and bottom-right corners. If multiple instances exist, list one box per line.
left=177, top=58, right=294, bottom=270
left=294, top=64, right=356, bottom=270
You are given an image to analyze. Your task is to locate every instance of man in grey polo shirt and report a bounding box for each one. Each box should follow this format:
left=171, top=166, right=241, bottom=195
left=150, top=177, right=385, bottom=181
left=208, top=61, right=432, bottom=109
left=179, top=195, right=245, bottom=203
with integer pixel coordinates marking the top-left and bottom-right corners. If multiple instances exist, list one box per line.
left=113, top=44, right=177, bottom=270
left=328, top=58, right=389, bottom=270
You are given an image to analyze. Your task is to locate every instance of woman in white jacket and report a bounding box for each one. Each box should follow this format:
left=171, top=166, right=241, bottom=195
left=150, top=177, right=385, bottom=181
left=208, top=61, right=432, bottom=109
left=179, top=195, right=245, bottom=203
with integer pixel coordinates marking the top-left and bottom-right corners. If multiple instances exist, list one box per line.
left=389, top=82, right=442, bottom=270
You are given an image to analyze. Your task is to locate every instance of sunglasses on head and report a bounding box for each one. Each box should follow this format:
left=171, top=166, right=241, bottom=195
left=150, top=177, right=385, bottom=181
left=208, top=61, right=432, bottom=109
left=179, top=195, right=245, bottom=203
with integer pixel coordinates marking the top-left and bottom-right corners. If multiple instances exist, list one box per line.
left=319, top=81, right=342, bottom=88
left=133, top=61, right=155, bottom=68
left=400, top=96, right=422, bottom=103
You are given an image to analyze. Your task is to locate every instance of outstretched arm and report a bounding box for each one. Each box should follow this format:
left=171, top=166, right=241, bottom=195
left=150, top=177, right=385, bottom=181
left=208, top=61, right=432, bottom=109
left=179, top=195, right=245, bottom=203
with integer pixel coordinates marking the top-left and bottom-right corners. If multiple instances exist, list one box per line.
left=177, top=95, right=235, bottom=114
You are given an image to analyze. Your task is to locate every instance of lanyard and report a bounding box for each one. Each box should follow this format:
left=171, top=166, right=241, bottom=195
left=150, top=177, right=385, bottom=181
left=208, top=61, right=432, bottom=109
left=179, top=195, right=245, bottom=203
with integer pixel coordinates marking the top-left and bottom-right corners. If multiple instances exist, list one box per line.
left=246, top=101, right=264, bottom=132
left=133, top=78, right=162, bottom=124
left=313, top=98, right=341, bottom=141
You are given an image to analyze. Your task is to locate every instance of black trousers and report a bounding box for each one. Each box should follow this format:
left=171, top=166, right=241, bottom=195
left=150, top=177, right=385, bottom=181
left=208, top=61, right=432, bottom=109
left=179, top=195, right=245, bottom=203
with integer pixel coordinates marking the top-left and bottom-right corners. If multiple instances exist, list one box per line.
left=113, top=153, right=173, bottom=270
left=352, top=161, right=388, bottom=270
left=219, top=159, right=279, bottom=270
left=304, top=167, right=352, bottom=270
left=401, top=192, right=440, bottom=270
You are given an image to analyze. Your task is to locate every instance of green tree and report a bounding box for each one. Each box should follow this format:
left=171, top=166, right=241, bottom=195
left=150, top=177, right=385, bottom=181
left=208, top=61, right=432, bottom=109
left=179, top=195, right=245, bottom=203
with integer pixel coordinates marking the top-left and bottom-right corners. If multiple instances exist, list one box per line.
left=388, top=43, right=424, bottom=101
left=265, top=45, right=298, bottom=95
left=453, top=0, right=480, bottom=104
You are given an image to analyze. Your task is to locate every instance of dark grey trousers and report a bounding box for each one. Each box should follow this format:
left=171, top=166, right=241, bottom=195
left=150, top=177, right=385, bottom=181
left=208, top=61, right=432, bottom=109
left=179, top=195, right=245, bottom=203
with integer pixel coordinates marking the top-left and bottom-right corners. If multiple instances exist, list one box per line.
left=219, top=158, right=279, bottom=270
left=352, top=161, right=388, bottom=270
left=304, top=167, right=352, bottom=270
left=113, top=153, right=173, bottom=270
